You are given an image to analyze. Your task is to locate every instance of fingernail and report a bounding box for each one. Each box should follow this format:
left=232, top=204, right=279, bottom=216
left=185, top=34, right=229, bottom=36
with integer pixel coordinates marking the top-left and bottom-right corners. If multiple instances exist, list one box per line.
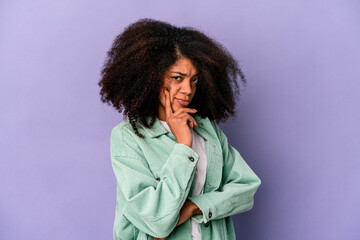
left=164, top=89, right=167, bottom=95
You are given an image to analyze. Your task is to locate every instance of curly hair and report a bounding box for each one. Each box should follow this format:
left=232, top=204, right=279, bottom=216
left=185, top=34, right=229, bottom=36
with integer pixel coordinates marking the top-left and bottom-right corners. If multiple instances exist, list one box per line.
left=98, top=18, right=246, bottom=138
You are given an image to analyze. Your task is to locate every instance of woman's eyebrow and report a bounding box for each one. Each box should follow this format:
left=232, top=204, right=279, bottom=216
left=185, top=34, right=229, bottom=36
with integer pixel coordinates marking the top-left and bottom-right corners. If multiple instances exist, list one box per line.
left=171, top=71, right=199, bottom=77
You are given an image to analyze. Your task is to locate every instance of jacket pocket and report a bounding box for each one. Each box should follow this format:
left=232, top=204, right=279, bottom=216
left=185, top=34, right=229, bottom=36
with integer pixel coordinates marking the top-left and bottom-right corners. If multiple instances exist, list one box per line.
left=205, top=150, right=223, bottom=191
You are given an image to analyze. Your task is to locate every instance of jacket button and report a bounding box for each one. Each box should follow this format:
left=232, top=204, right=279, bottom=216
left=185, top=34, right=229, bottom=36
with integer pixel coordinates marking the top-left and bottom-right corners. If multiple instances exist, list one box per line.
left=208, top=211, right=212, bottom=218
left=204, top=222, right=209, bottom=227
left=156, top=177, right=160, bottom=181
left=188, top=156, right=195, bottom=162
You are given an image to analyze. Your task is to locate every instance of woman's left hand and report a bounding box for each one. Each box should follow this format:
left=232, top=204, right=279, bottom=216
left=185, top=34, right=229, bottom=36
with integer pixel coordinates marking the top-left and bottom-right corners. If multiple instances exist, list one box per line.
left=175, top=200, right=198, bottom=227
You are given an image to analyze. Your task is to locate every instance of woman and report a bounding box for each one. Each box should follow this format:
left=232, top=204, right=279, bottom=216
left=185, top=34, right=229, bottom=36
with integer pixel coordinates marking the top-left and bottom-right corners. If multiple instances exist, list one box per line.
left=98, top=18, right=261, bottom=240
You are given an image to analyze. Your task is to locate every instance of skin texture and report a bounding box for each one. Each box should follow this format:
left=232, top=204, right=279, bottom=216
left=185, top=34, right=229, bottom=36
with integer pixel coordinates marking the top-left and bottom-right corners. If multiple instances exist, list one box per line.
left=153, top=57, right=203, bottom=240
left=158, top=56, right=199, bottom=148
left=158, top=57, right=198, bottom=121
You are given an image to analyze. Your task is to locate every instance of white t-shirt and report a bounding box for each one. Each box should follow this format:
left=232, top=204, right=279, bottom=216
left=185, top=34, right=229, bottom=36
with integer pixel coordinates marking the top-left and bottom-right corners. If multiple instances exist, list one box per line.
left=160, top=120, right=207, bottom=240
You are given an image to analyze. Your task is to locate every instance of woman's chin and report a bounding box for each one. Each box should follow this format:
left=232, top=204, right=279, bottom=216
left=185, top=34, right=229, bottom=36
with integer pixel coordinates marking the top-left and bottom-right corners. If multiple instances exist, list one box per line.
left=166, top=101, right=188, bottom=113
left=172, top=105, right=181, bottom=112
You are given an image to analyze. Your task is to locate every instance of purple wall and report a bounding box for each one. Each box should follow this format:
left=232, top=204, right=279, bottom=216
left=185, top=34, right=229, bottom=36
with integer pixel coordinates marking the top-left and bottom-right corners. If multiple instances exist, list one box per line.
left=1, top=1, right=359, bottom=239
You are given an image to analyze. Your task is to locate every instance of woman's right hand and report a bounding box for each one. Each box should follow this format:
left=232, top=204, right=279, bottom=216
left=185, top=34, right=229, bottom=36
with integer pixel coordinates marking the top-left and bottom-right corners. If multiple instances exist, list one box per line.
left=164, top=88, right=198, bottom=148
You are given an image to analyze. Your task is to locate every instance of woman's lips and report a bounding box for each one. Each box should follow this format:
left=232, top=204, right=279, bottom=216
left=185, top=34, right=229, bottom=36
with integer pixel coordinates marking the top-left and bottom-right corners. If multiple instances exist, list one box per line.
left=176, top=98, right=190, bottom=106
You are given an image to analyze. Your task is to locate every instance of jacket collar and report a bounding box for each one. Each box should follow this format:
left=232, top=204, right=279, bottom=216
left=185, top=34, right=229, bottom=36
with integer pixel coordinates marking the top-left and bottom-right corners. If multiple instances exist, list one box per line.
left=141, top=113, right=210, bottom=141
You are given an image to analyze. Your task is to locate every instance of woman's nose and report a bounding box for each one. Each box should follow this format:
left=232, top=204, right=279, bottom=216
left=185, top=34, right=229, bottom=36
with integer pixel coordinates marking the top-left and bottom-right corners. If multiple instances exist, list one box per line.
left=179, top=79, right=192, bottom=95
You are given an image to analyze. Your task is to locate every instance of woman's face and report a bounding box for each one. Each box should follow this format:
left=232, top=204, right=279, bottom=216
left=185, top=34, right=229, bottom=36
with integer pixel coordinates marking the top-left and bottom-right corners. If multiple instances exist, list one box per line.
left=158, top=57, right=199, bottom=120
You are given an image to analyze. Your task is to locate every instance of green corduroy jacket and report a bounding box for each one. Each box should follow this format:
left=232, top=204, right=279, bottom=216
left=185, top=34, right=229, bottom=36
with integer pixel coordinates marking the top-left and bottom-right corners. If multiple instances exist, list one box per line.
left=110, top=113, right=261, bottom=239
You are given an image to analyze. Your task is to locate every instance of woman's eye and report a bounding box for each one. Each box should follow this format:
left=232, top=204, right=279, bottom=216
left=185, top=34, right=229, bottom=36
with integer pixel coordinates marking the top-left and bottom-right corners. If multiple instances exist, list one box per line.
left=172, top=76, right=181, bottom=81
left=192, top=78, right=199, bottom=83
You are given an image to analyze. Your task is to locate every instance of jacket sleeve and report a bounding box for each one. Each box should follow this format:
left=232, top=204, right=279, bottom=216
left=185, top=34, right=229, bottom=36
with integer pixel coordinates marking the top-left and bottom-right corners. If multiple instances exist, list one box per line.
left=110, top=125, right=200, bottom=238
left=188, top=121, right=261, bottom=224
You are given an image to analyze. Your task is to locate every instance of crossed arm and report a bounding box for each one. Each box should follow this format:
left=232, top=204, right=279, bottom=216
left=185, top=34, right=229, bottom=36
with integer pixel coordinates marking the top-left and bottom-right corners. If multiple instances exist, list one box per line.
left=153, top=200, right=202, bottom=240
left=111, top=122, right=261, bottom=239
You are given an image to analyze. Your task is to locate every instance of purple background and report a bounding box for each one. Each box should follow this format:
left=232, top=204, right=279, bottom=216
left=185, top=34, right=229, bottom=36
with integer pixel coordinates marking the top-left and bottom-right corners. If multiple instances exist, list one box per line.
left=1, top=1, right=359, bottom=239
